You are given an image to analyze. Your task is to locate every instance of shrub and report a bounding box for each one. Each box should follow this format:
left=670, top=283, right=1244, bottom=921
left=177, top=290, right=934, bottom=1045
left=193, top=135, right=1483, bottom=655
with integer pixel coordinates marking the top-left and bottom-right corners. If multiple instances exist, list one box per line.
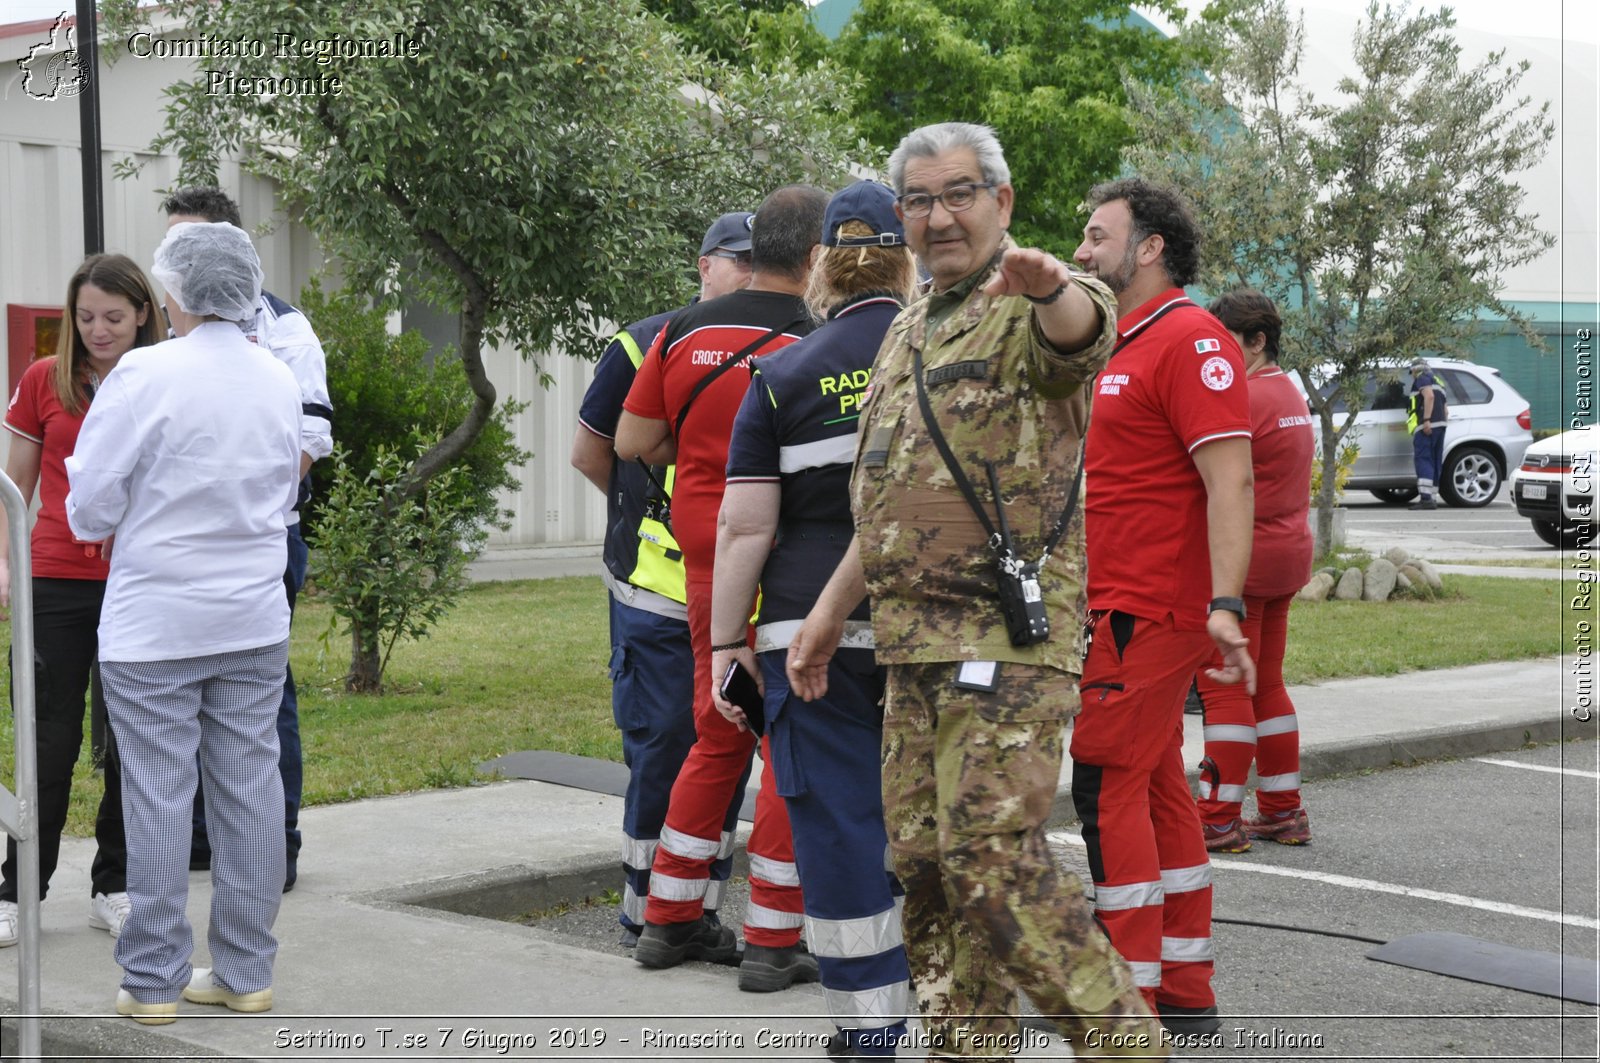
left=299, top=284, right=528, bottom=690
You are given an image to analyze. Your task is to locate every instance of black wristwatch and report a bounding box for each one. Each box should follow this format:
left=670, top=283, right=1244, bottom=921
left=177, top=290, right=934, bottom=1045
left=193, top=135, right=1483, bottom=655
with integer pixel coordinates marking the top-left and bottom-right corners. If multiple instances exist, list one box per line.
left=1208, top=596, right=1247, bottom=622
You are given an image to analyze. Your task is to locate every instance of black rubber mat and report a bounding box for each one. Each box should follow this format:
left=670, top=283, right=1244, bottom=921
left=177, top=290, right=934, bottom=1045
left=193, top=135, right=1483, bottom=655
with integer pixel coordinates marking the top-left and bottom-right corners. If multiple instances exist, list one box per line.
left=1368, top=931, right=1599, bottom=1004
left=479, top=750, right=757, bottom=822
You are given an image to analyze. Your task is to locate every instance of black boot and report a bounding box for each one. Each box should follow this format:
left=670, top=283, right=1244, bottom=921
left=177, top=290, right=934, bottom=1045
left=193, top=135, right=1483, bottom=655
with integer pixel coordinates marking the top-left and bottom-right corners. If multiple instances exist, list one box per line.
left=738, top=942, right=820, bottom=992
left=1157, top=1001, right=1221, bottom=1035
left=634, top=915, right=740, bottom=968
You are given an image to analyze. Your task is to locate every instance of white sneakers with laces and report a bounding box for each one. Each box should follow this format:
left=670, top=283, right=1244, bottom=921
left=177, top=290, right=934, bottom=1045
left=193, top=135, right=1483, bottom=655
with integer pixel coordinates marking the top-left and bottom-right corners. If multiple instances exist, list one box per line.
left=0, top=899, right=17, bottom=948
left=90, top=891, right=132, bottom=937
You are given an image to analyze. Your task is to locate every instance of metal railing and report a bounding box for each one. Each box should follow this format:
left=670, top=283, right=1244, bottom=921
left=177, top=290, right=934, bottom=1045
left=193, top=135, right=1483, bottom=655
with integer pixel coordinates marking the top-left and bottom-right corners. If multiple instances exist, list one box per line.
left=1, top=469, right=40, bottom=1060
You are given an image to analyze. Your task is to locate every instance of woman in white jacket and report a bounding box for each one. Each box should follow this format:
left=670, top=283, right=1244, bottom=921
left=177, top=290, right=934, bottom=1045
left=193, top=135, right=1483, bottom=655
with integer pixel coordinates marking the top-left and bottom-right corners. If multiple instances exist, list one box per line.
left=66, top=221, right=302, bottom=1025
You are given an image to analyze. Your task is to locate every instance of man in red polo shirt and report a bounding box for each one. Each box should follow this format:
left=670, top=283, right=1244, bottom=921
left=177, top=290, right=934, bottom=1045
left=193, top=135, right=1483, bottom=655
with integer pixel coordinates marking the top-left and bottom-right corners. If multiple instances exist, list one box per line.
left=1070, top=178, right=1256, bottom=1037
left=615, top=185, right=827, bottom=991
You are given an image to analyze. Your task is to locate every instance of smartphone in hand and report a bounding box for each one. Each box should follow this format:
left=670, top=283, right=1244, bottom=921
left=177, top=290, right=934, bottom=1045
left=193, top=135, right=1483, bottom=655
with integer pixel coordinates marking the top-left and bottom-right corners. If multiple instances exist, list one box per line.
left=719, top=659, right=766, bottom=737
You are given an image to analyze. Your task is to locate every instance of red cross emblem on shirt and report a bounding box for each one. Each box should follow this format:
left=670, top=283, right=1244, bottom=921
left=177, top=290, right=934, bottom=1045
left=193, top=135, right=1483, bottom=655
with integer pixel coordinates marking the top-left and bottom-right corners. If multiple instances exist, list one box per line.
left=1200, top=355, right=1234, bottom=391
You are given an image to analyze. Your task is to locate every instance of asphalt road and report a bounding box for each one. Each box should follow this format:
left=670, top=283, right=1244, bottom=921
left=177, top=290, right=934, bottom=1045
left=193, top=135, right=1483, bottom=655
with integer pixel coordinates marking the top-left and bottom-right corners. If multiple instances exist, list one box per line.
left=1083, top=737, right=1600, bottom=1061
left=1342, top=489, right=1556, bottom=559
left=531, top=739, right=1598, bottom=1061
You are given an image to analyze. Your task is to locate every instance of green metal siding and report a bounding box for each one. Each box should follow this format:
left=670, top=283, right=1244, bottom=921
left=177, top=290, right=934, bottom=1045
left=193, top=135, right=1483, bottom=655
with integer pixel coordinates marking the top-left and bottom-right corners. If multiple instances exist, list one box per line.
left=1470, top=303, right=1599, bottom=431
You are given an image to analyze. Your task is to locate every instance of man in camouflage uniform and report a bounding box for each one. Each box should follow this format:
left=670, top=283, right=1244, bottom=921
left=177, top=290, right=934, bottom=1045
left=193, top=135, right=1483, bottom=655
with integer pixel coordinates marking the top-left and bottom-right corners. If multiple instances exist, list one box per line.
left=787, top=122, right=1166, bottom=1061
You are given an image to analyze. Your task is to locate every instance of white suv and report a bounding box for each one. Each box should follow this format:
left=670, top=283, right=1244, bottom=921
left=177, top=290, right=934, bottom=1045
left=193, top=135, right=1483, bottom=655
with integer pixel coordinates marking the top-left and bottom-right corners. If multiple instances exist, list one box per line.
left=1509, top=426, right=1597, bottom=546
left=1302, top=358, right=1533, bottom=508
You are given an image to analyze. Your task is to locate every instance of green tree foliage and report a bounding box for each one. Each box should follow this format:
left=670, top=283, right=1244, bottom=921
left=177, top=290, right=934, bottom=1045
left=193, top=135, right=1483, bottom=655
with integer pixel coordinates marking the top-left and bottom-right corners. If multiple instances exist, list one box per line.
left=296, top=285, right=528, bottom=690
left=295, top=284, right=525, bottom=543
left=109, top=0, right=864, bottom=487
left=312, top=442, right=483, bottom=692
left=106, top=0, right=867, bottom=686
left=640, top=0, right=829, bottom=68
left=832, top=0, right=1202, bottom=254
left=1123, top=0, right=1554, bottom=552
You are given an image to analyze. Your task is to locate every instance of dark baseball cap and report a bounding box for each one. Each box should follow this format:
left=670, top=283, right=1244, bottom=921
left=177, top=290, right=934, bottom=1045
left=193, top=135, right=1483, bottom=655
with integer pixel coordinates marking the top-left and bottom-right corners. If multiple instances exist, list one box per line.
left=700, top=212, right=755, bottom=255
left=823, top=180, right=905, bottom=247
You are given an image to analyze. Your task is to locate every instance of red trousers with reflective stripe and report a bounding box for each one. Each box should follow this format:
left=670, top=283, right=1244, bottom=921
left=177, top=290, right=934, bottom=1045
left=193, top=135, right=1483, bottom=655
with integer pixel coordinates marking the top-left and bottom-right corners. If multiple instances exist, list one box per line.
left=1195, top=594, right=1302, bottom=822
left=644, top=576, right=803, bottom=947
left=1070, top=611, right=1216, bottom=1010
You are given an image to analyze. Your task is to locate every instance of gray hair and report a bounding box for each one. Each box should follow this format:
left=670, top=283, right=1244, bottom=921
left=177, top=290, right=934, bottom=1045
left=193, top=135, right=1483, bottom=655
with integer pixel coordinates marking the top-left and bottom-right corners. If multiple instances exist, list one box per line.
left=887, top=123, right=1012, bottom=194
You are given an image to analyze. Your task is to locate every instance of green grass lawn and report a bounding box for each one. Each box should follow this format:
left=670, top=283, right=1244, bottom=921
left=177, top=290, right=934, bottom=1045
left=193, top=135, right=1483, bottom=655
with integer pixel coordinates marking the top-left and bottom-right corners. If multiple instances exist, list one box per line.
left=0, top=572, right=1563, bottom=837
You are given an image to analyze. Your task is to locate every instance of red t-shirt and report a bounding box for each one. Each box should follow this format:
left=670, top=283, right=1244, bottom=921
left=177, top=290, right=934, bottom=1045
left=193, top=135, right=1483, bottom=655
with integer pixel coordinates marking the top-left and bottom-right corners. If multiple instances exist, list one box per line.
left=622, top=289, right=810, bottom=578
left=4, top=357, right=110, bottom=580
left=1243, top=367, right=1314, bottom=599
left=1085, top=290, right=1251, bottom=629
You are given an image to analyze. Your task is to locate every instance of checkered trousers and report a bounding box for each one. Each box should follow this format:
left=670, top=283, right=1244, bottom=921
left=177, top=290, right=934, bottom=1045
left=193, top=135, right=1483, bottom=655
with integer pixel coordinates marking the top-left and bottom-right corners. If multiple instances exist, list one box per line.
left=102, top=642, right=288, bottom=1002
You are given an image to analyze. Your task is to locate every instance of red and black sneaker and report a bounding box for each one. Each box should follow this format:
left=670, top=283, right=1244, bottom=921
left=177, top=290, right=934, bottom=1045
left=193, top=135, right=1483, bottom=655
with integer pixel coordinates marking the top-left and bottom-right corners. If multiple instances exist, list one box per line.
left=1202, top=818, right=1252, bottom=853
left=1245, top=808, right=1312, bottom=845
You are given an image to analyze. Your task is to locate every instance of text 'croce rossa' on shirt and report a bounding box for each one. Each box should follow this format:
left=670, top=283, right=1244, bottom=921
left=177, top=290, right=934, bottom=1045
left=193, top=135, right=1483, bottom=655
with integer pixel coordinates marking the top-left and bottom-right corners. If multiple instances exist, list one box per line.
left=621, top=288, right=812, bottom=578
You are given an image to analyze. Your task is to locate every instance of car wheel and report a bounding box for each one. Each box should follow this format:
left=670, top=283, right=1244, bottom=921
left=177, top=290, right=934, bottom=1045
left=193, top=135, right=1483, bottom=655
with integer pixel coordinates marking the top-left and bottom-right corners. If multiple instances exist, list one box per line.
left=1531, top=518, right=1595, bottom=548
left=1370, top=487, right=1418, bottom=504
left=1439, top=446, right=1501, bottom=507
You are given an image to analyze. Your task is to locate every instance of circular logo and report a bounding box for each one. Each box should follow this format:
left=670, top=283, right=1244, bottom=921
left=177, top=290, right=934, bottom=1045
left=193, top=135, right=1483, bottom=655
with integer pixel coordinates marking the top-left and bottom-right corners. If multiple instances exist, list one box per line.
left=46, top=51, right=89, bottom=99
left=1200, top=356, right=1234, bottom=392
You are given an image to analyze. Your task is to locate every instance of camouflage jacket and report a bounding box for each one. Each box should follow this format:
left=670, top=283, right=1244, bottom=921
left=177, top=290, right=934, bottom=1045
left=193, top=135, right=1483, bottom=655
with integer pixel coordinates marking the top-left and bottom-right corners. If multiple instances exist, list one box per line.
left=849, top=243, right=1117, bottom=669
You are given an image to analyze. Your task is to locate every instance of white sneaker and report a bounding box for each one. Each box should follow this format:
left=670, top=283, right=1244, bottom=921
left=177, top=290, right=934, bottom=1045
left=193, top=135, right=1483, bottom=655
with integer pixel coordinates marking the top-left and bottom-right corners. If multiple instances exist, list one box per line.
left=90, top=891, right=132, bottom=938
left=183, top=966, right=273, bottom=1013
left=0, top=900, right=17, bottom=948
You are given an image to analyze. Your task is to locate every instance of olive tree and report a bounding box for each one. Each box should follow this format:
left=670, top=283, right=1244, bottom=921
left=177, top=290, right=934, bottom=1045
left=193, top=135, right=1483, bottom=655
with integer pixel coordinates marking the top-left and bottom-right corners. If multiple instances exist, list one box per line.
left=107, top=0, right=867, bottom=688
left=1124, top=0, right=1554, bottom=553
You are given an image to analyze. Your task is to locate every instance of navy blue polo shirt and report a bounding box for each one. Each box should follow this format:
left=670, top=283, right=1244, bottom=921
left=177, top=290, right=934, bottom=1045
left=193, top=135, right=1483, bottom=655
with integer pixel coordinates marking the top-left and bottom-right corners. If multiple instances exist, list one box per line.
left=726, top=294, right=903, bottom=626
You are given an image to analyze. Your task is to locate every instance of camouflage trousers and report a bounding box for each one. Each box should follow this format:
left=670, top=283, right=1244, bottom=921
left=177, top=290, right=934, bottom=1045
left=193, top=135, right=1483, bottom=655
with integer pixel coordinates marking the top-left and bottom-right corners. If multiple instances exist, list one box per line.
left=881, top=661, right=1167, bottom=1061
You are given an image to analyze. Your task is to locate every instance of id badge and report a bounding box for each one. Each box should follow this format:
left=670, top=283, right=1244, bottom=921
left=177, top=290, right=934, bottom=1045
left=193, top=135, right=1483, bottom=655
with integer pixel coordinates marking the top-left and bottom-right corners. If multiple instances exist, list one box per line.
left=953, top=660, right=1000, bottom=693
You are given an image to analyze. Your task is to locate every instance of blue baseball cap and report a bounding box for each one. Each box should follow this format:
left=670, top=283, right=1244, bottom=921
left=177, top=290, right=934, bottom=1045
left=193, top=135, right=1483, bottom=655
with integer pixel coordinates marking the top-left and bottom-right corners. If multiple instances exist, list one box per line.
left=700, top=212, right=755, bottom=255
left=823, top=180, right=905, bottom=247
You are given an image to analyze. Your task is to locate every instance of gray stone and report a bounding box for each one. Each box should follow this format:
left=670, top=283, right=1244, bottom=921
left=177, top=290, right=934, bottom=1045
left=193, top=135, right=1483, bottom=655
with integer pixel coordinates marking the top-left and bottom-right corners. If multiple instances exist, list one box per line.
left=1335, top=567, right=1365, bottom=601
left=1399, top=563, right=1432, bottom=597
left=1396, top=571, right=1414, bottom=593
left=1384, top=546, right=1412, bottom=568
left=1298, top=572, right=1336, bottom=602
left=1415, top=559, right=1445, bottom=591
left=1364, top=558, right=1399, bottom=601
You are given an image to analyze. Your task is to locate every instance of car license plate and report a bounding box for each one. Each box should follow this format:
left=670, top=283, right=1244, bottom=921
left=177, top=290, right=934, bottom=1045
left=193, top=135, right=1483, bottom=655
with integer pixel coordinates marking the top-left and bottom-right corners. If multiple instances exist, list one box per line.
left=1523, top=483, right=1548, bottom=500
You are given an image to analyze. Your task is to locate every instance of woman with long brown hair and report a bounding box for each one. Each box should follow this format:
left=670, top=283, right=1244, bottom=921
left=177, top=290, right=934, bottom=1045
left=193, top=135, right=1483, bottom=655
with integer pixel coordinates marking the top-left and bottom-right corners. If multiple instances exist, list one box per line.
left=0, top=253, right=162, bottom=949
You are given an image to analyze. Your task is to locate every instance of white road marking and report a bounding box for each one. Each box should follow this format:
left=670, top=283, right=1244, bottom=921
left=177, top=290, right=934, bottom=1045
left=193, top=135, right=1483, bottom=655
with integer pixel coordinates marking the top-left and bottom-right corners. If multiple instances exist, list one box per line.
left=1473, top=756, right=1600, bottom=780
left=1046, top=831, right=1600, bottom=930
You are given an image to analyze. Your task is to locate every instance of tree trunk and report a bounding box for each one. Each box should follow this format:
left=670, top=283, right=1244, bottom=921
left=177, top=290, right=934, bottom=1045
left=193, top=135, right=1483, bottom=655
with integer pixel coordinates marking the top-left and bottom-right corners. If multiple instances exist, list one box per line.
left=1314, top=431, right=1340, bottom=559
left=347, top=620, right=383, bottom=693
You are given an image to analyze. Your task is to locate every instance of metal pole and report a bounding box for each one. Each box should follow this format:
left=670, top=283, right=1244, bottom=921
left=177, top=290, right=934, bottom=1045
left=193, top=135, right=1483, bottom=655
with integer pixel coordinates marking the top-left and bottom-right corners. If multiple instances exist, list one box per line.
left=1, top=471, right=41, bottom=1060
left=76, top=0, right=104, bottom=256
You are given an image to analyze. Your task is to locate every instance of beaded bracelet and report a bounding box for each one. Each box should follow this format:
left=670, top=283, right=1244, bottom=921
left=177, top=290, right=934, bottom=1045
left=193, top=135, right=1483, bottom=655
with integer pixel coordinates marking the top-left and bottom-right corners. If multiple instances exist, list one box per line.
left=710, top=639, right=747, bottom=653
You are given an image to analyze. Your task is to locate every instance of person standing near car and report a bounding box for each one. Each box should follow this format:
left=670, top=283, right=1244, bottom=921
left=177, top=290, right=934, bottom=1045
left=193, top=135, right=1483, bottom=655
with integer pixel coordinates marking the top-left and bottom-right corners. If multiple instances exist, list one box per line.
left=1408, top=357, right=1448, bottom=510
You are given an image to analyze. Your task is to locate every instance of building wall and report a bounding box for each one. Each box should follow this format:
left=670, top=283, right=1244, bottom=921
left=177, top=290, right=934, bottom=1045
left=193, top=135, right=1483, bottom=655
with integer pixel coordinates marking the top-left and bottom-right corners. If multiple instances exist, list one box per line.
left=1, top=17, right=606, bottom=546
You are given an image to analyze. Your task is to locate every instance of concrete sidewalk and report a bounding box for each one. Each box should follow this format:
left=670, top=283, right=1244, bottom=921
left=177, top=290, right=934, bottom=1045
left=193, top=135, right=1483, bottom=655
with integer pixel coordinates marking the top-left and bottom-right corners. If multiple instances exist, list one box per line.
left=3, top=653, right=1590, bottom=1061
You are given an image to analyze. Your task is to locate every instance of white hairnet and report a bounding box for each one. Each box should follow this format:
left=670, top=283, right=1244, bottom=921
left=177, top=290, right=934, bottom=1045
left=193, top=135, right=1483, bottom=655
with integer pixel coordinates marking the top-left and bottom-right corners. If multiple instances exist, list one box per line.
left=152, top=221, right=263, bottom=325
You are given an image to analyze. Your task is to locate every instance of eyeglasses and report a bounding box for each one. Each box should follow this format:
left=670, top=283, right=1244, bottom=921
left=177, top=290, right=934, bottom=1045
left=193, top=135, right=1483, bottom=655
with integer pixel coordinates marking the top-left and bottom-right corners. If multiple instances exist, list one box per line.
left=896, top=182, right=996, bottom=219
left=708, top=249, right=752, bottom=266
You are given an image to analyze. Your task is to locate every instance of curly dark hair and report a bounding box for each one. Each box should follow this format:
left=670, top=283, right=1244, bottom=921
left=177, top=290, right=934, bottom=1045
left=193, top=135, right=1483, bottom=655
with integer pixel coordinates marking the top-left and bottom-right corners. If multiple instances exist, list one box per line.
left=1085, top=178, right=1201, bottom=288
left=1208, top=289, right=1283, bottom=362
left=160, top=186, right=243, bottom=228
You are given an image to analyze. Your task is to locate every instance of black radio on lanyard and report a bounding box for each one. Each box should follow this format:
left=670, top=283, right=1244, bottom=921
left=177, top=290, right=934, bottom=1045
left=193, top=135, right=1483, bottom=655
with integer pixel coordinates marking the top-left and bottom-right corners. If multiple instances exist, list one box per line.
left=911, top=345, right=1084, bottom=647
